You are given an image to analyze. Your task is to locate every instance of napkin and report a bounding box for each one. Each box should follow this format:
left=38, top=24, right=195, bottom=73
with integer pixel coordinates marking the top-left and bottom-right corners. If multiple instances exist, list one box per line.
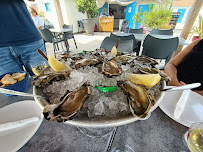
left=0, top=117, right=39, bottom=132
left=174, top=90, right=190, bottom=119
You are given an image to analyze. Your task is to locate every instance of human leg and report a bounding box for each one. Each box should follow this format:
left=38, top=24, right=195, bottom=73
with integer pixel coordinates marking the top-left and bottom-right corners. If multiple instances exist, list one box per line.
left=0, top=46, right=23, bottom=75
left=16, top=39, right=48, bottom=76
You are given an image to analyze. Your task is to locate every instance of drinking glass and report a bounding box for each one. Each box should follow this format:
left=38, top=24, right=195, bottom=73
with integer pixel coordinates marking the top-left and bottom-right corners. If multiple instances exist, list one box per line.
left=31, top=61, right=47, bottom=76
left=183, top=122, right=203, bottom=152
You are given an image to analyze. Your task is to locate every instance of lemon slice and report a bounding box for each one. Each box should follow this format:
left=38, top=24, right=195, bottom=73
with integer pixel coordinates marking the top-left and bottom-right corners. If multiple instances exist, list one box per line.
left=111, top=46, right=117, bottom=55
left=48, top=56, right=68, bottom=72
left=126, top=73, right=161, bottom=88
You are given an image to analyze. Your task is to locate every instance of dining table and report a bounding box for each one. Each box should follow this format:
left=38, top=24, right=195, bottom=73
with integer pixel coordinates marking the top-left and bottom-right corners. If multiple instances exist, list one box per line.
left=114, top=33, right=190, bottom=46
left=0, top=77, right=190, bottom=152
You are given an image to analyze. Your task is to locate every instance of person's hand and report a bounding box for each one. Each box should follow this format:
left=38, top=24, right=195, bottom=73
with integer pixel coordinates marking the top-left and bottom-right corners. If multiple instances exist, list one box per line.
left=168, top=79, right=186, bottom=86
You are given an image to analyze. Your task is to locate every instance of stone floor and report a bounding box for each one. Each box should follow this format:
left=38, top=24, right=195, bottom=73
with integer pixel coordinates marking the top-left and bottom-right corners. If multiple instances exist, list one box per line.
left=45, top=31, right=111, bottom=58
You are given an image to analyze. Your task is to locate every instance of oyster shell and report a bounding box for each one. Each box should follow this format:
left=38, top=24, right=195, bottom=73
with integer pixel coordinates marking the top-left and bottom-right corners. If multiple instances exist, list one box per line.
left=71, top=58, right=99, bottom=69
left=113, top=55, right=136, bottom=65
left=33, top=67, right=70, bottom=87
left=135, top=55, right=158, bottom=66
left=118, top=81, right=154, bottom=116
left=102, top=60, right=122, bottom=77
left=43, top=83, right=91, bottom=122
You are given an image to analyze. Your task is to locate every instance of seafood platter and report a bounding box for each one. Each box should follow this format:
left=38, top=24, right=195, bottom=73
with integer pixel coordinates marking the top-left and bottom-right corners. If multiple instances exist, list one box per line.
left=33, top=49, right=169, bottom=127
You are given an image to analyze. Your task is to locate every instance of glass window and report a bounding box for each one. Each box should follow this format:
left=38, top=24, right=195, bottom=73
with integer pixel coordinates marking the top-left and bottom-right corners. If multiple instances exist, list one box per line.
left=45, top=3, right=52, bottom=12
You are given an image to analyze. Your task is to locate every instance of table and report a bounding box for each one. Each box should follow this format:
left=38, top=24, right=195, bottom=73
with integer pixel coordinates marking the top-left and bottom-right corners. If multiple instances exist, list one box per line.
left=114, top=33, right=189, bottom=45
left=0, top=78, right=189, bottom=152
left=50, top=28, right=73, bottom=33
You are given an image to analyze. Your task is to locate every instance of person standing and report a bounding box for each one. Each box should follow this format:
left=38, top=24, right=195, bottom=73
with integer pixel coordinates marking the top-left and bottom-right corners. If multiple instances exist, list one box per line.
left=0, top=0, right=48, bottom=76
left=30, top=7, right=45, bottom=29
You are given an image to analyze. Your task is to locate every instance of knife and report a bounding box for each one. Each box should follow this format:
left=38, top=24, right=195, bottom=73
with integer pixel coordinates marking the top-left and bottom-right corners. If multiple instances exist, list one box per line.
left=174, top=90, right=190, bottom=119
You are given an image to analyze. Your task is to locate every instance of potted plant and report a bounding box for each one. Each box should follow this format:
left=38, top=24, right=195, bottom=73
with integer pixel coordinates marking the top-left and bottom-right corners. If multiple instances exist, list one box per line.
left=134, top=2, right=173, bottom=30
left=74, top=0, right=98, bottom=34
left=190, top=15, right=203, bottom=41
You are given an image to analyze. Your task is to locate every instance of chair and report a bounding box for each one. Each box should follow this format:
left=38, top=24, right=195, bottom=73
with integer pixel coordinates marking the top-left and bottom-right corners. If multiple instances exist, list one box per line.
left=129, top=28, right=144, bottom=54
left=39, top=28, right=69, bottom=58
left=124, top=27, right=129, bottom=33
left=77, top=20, right=84, bottom=33
left=142, top=34, right=179, bottom=69
left=129, top=28, right=143, bottom=34
left=121, top=20, right=129, bottom=32
left=63, top=24, right=78, bottom=49
left=150, top=28, right=173, bottom=35
left=100, top=36, right=134, bottom=53
left=110, top=33, right=138, bottom=55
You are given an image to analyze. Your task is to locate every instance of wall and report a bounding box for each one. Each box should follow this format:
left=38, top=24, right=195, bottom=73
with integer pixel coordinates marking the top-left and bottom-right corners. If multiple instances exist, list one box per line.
left=172, top=7, right=203, bottom=29
left=26, top=0, right=60, bottom=28
left=61, top=0, right=100, bottom=33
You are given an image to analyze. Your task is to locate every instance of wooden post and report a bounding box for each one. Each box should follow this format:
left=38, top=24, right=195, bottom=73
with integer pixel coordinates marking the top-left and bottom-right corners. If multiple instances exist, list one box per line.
left=172, top=0, right=203, bottom=58
left=54, top=0, right=64, bottom=28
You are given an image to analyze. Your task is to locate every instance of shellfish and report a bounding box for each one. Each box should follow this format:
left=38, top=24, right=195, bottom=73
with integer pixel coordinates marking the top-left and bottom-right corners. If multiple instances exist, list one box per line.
left=43, top=83, right=91, bottom=122
left=118, top=81, right=154, bottom=117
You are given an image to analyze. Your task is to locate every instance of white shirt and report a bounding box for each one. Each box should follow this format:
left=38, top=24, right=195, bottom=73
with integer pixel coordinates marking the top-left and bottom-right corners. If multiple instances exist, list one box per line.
left=33, top=15, right=44, bottom=29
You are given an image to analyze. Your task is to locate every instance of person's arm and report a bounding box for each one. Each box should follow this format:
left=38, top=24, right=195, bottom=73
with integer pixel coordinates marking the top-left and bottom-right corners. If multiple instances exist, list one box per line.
left=37, top=17, right=44, bottom=29
left=164, top=39, right=201, bottom=86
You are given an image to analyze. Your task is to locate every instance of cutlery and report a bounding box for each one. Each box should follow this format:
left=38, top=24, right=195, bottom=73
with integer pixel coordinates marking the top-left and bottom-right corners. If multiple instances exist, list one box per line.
left=37, top=49, right=48, bottom=61
left=161, top=83, right=201, bottom=92
left=0, top=117, right=39, bottom=132
left=174, top=90, right=190, bottom=119
left=0, top=88, right=46, bottom=99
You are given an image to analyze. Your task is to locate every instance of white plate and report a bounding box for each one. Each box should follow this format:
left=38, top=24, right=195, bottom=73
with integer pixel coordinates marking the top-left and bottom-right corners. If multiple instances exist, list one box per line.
left=159, top=90, right=203, bottom=127
left=0, top=100, right=43, bottom=152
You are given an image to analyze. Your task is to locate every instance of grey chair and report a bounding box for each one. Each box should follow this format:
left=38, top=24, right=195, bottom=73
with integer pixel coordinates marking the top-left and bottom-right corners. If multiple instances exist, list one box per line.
left=129, top=28, right=143, bottom=34
left=128, top=28, right=143, bottom=54
left=63, top=24, right=78, bottom=49
left=100, top=36, right=134, bottom=53
left=121, top=20, right=129, bottom=32
left=77, top=20, right=84, bottom=33
left=109, top=33, right=138, bottom=54
left=142, top=34, right=179, bottom=69
left=124, top=27, right=129, bottom=33
left=39, top=28, right=69, bottom=57
left=150, top=28, right=173, bottom=35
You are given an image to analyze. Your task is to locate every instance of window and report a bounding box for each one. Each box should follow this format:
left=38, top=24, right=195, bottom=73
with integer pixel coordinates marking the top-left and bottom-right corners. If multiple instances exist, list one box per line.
left=45, top=3, right=52, bottom=12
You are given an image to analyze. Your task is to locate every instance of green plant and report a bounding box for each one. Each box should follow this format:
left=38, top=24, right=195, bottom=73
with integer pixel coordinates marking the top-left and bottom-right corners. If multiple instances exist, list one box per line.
left=190, top=15, right=203, bottom=39
left=74, top=0, right=98, bottom=19
left=134, top=1, right=173, bottom=29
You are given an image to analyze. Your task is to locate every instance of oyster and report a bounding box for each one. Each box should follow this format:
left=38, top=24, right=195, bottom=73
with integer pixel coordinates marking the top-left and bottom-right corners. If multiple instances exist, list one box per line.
left=43, top=83, right=91, bottom=122
left=138, top=67, right=170, bottom=82
left=118, top=81, right=154, bottom=117
left=135, top=55, right=158, bottom=66
left=71, top=58, right=99, bottom=69
left=113, top=55, right=136, bottom=65
left=33, top=67, right=70, bottom=87
left=101, top=60, right=122, bottom=77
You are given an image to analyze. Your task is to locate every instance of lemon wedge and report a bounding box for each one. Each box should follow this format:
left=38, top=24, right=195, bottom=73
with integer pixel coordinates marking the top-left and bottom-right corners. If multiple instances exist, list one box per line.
left=126, top=73, right=161, bottom=88
left=48, top=56, right=68, bottom=72
left=111, top=46, right=117, bottom=55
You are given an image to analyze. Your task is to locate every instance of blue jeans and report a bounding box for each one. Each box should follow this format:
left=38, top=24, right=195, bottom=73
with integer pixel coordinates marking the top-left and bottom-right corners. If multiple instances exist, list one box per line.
left=0, top=39, right=48, bottom=76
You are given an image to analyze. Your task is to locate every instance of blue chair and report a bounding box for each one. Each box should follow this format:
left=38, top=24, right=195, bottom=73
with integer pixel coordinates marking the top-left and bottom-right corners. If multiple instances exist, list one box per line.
left=150, top=28, right=173, bottom=35
left=142, top=34, right=179, bottom=69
